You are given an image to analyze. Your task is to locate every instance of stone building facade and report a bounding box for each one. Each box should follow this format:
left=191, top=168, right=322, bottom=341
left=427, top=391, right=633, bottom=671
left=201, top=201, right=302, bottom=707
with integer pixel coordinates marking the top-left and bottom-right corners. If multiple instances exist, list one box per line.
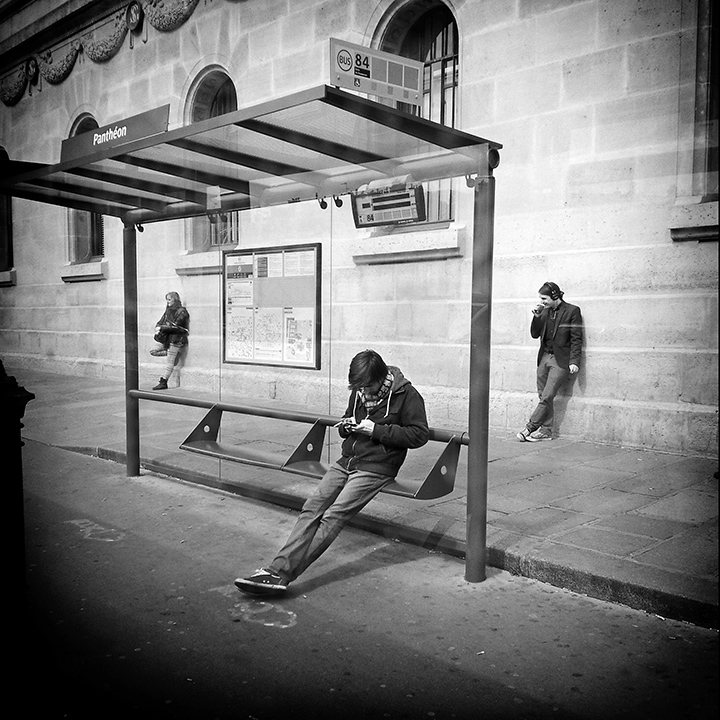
left=0, top=0, right=717, bottom=456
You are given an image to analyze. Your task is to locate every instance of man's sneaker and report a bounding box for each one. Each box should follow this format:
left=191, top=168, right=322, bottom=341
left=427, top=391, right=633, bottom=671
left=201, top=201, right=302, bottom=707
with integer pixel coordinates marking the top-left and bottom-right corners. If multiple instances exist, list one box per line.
left=153, top=377, right=168, bottom=390
left=527, top=428, right=553, bottom=442
left=516, top=427, right=533, bottom=442
left=235, top=568, right=288, bottom=596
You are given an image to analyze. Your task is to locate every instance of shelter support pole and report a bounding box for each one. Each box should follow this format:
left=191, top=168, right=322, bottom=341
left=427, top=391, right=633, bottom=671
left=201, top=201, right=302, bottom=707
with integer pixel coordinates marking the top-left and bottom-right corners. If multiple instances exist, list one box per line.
left=465, top=157, right=496, bottom=583
left=123, top=223, right=140, bottom=476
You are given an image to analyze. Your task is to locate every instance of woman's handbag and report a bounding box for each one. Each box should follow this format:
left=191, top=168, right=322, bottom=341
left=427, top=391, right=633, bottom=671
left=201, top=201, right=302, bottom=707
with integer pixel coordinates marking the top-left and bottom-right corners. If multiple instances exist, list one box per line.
left=154, top=327, right=170, bottom=345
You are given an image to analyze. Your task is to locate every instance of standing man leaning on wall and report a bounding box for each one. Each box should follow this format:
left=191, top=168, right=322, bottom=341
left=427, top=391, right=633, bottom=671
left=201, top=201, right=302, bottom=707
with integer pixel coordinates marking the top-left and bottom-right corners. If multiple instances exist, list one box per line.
left=517, top=282, right=584, bottom=442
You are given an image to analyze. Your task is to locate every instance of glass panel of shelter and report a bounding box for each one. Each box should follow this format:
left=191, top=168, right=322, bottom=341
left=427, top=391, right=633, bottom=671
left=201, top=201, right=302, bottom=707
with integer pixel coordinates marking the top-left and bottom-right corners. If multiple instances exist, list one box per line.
left=160, top=198, right=456, bottom=496
left=212, top=201, right=336, bottom=489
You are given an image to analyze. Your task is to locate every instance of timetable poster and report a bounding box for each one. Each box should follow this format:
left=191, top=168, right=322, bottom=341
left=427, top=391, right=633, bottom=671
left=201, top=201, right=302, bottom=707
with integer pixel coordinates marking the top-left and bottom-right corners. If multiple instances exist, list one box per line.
left=223, top=244, right=320, bottom=368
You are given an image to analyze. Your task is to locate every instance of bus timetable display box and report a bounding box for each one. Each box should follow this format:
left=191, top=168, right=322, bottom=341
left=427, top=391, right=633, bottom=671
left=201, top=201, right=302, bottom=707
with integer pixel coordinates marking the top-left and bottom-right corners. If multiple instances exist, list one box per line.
left=351, top=182, right=426, bottom=228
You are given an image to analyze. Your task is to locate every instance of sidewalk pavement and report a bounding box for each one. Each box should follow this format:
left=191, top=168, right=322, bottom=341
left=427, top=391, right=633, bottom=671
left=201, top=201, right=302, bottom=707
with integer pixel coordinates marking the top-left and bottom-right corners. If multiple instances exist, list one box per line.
left=11, top=365, right=718, bottom=629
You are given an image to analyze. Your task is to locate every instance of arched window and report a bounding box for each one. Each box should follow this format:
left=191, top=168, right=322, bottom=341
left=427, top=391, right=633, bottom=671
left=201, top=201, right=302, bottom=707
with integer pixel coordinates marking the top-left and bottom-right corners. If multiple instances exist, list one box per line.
left=381, top=2, right=459, bottom=223
left=68, top=115, right=104, bottom=263
left=192, top=74, right=237, bottom=122
left=189, top=71, right=239, bottom=250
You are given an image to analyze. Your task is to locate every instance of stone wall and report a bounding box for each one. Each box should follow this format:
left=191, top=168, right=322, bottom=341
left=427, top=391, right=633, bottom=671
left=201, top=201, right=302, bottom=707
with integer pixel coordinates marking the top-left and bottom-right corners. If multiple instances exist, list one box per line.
left=0, top=0, right=716, bottom=456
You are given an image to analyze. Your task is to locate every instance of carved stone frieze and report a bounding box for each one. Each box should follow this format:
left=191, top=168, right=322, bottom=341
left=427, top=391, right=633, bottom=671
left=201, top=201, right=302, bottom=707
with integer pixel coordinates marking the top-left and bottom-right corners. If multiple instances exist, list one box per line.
left=145, top=0, right=201, bottom=32
left=0, top=65, right=28, bottom=106
left=1, top=0, right=205, bottom=106
left=38, top=40, right=82, bottom=85
left=83, top=11, right=130, bottom=63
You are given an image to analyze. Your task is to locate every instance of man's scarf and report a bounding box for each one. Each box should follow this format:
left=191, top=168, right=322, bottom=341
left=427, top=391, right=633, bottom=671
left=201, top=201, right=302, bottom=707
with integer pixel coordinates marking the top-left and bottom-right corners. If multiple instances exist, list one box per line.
left=358, top=372, right=394, bottom=409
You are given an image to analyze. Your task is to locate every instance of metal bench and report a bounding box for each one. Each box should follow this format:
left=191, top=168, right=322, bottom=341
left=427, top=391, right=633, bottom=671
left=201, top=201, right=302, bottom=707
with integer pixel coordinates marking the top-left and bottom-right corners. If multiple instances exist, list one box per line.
left=179, top=403, right=465, bottom=500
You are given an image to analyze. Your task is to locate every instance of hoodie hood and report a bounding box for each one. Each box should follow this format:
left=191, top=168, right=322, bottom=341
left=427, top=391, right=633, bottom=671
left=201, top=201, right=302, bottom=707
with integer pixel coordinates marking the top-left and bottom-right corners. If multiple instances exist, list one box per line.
left=380, top=366, right=407, bottom=418
left=387, top=365, right=410, bottom=391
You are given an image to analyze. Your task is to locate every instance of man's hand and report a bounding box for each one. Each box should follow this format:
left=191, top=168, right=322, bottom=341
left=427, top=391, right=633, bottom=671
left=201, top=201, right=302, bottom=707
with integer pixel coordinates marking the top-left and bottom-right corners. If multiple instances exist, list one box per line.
left=352, top=419, right=375, bottom=436
left=569, top=364, right=579, bottom=374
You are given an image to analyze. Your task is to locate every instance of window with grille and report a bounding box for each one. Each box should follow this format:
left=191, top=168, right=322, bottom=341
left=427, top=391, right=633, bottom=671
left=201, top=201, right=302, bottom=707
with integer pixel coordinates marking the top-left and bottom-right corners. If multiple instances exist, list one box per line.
left=189, top=72, right=239, bottom=250
left=384, top=3, right=459, bottom=223
left=68, top=116, right=104, bottom=263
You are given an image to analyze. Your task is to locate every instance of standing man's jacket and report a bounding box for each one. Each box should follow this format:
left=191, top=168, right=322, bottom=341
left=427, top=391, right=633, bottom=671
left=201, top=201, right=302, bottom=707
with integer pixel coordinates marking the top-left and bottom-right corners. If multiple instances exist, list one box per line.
left=530, top=301, right=583, bottom=370
left=337, top=366, right=429, bottom=478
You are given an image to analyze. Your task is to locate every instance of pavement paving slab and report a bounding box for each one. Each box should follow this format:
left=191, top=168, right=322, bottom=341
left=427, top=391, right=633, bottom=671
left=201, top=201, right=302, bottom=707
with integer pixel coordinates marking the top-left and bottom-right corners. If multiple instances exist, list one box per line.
left=8, top=363, right=719, bottom=629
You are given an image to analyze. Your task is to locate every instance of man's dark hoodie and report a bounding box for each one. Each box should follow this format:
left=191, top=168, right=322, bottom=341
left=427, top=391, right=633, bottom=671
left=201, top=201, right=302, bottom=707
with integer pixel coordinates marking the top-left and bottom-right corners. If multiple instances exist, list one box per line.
left=337, top=366, right=429, bottom=478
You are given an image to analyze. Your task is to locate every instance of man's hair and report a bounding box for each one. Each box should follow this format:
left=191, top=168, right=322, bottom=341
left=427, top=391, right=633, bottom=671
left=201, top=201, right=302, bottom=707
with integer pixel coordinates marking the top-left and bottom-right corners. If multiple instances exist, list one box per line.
left=538, top=281, right=563, bottom=300
left=348, top=349, right=388, bottom=390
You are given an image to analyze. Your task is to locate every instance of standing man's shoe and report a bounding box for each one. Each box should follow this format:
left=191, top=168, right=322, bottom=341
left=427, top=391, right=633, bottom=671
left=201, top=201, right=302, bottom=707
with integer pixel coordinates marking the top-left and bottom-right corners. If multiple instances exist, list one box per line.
left=153, top=377, right=168, bottom=390
left=516, top=427, right=533, bottom=442
left=527, top=428, right=552, bottom=442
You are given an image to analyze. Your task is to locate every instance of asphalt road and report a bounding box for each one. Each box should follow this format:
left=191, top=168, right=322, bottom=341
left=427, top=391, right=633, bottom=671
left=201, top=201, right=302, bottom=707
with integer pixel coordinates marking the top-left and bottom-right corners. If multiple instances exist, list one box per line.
left=19, top=441, right=718, bottom=720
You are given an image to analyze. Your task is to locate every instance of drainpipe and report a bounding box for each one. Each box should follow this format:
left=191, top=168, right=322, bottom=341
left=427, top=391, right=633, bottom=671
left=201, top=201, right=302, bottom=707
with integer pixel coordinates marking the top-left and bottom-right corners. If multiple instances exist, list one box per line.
left=123, top=222, right=140, bottom=476
left=465, top=145, right=499, bottom=582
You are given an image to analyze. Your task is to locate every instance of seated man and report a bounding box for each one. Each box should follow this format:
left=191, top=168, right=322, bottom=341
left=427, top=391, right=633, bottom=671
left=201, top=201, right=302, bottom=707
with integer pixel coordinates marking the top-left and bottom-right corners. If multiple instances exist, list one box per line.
left=235, top=349, right=429, bottom=596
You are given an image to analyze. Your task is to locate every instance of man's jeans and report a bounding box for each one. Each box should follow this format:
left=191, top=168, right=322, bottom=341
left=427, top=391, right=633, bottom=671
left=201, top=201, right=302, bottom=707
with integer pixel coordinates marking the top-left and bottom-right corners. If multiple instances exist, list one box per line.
left=268, top=463, right=393, bottom=583
left=528, top=352, right=569, bottom=432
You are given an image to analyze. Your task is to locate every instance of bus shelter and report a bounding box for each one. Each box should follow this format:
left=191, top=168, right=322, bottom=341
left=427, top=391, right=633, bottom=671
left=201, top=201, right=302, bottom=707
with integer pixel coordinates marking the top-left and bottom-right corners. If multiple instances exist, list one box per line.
left=1, top=84, right=501, bottom=581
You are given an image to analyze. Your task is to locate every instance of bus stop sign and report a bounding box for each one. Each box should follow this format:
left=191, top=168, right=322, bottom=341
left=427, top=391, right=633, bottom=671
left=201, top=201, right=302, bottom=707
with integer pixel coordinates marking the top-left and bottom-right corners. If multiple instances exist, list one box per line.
left=329, top=38, right=423, bottom=106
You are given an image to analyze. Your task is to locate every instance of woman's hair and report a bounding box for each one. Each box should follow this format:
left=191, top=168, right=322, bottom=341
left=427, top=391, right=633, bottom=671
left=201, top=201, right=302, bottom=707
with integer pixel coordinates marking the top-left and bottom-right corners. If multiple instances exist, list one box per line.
left=165, top=291, right=182, bottom=306
left=348, top=349, right=388, bottom=390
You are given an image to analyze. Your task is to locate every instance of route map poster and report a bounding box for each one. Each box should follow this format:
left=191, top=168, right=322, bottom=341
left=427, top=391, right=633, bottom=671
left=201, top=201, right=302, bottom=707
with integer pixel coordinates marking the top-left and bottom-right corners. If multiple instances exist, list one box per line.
left=223, top=244, right=321, bottom=369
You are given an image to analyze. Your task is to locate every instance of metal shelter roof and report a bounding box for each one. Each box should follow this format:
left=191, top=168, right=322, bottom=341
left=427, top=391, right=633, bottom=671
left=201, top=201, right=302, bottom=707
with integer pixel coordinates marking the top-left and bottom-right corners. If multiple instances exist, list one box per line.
left=0, top=85, right=501, bottom=226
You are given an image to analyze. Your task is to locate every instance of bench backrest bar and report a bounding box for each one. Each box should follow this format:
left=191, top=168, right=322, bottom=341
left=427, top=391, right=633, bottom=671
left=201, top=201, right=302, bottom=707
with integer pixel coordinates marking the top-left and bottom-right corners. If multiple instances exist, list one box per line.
left=129, top=390, right=469, bottom=445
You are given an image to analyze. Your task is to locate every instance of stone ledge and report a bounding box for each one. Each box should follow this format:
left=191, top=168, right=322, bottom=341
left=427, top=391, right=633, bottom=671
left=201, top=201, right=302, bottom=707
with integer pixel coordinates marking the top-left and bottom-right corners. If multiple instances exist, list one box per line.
left=669, top=198, right=718, bottom=242
left=353, top=247, right=463, bottom=265
left=174, top=250, right=225, bottom=276
left=352, top=222, right=465, bottom=265
left=60, top=259, right=108, bottom=283
left=0, top=268, right=17, bottom=287
left=670, top=225, right=718, bottom=242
